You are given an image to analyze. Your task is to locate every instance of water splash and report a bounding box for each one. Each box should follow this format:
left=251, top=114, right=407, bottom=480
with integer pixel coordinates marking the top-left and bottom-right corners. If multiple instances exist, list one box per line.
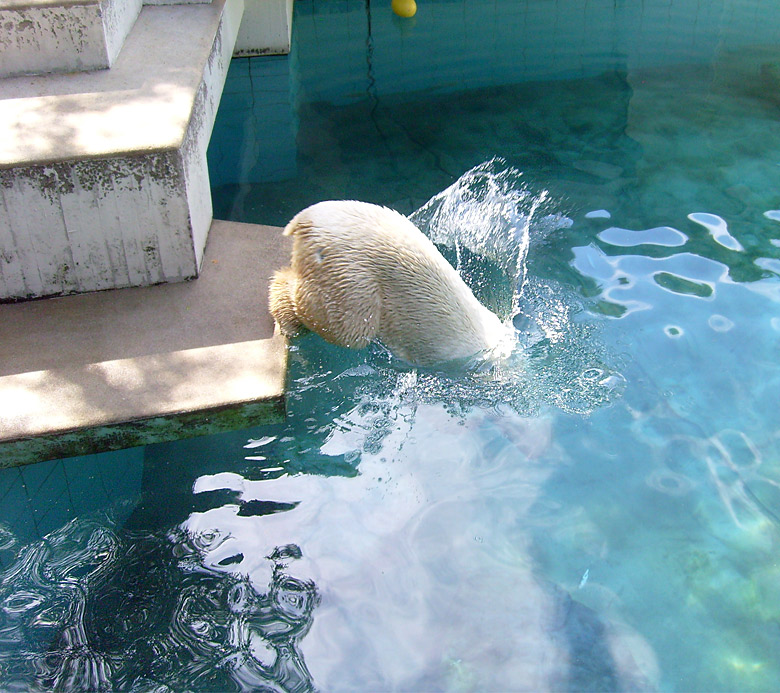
left=410, top=157, right=572, bottom=320
left=270, top=160, right=626, bottom=475
left=405, top=159, right=622, bottom=415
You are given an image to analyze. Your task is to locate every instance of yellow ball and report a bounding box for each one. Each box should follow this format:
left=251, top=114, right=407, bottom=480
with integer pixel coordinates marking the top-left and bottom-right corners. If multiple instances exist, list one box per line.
left=392, top=0, right=417, bottom=18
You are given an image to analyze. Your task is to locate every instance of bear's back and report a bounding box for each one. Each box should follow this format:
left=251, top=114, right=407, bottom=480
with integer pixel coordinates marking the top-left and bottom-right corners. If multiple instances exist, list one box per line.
left=286, top=200, right=508, bottom=366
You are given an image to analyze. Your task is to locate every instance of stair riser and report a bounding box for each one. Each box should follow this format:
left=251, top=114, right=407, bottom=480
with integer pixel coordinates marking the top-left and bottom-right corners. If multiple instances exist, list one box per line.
left=0, top=0, right=143, bottom=78
left=1, top=155, right=196, bottom=298
left=1, top=4, right=108, bottom=77
left=103, top=0, right=145, bottom=67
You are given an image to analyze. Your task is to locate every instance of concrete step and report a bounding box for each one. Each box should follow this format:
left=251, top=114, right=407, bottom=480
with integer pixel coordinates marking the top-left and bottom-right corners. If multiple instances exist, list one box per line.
left=0, top=220, right=291, bottom=467
left=0, top=0, right=214, bottom=79
left=0, top=0, right=142, bottom=78
left=0, top=0, right=244, bottom=300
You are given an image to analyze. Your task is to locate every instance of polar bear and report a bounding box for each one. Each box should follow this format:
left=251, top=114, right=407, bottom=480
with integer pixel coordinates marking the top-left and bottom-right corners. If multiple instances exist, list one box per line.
left=269, top=200, right=512, bottom=368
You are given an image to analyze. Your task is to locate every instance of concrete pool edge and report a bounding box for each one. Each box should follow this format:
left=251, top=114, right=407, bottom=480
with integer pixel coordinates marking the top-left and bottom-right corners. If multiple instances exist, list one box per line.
left=0, top=395, right=286, bottom=468
left=0, top=219, right=291, bottom=467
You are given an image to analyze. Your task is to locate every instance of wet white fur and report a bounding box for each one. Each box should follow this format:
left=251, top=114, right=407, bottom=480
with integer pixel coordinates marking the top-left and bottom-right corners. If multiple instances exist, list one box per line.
left=269, top=200, right=510, bottom=368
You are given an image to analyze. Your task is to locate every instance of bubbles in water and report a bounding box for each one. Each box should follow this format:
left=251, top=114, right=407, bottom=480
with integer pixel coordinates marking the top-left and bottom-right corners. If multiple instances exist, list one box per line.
left=645, top=468, right=694, bottom=497
left=708, top=314, right=735, bottom=332
left=0, top=523, right=16, bottom=552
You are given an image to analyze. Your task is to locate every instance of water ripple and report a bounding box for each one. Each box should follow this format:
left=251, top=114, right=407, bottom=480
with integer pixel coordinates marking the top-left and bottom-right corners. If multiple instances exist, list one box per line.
left=688, top=212, right=744, bottom=252
left=598, top=225, right=688, bottom=247
left=0, top=517, right=319, bottom=692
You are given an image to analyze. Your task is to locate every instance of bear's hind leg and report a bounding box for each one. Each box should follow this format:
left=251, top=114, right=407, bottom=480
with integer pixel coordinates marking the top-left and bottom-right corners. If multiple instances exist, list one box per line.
left=269, top=267, right=305, bottom=337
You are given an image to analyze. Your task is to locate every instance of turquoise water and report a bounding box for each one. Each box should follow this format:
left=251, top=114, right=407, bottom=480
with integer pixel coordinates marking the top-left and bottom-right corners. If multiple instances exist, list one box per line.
left=3, top=0, right=780, bottom=690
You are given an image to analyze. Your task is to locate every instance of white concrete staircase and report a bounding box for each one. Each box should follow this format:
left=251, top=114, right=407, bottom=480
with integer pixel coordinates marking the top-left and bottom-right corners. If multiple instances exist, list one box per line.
left=0, top=1, right=298, bottom=464
left=0, top=0, right=244, bottom=300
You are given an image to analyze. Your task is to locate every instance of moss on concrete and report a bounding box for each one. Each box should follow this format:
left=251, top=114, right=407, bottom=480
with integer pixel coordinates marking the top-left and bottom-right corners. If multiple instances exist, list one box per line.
left=0, top=398, right=285, bottom=468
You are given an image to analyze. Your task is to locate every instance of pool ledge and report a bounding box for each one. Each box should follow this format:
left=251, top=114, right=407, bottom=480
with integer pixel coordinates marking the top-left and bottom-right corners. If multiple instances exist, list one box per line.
left=0, top=220, right=291, bottom=468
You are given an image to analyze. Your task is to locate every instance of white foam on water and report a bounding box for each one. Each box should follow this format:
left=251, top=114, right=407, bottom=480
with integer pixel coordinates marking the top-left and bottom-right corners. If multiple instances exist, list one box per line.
left=244, top=436, right=277, bottom=449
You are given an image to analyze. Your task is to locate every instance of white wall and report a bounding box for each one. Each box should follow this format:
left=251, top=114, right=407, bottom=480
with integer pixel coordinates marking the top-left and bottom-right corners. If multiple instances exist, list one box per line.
left=234, top=0, right=294, bottom=56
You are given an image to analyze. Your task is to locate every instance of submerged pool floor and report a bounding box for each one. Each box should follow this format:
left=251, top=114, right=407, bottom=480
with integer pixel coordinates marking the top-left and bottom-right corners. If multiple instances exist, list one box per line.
left=3, top=0, right=780, bottom=690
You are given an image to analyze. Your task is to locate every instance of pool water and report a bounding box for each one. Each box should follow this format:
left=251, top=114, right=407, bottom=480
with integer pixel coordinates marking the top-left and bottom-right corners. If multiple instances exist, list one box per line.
left=3, top=0, right=780, bottom=690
